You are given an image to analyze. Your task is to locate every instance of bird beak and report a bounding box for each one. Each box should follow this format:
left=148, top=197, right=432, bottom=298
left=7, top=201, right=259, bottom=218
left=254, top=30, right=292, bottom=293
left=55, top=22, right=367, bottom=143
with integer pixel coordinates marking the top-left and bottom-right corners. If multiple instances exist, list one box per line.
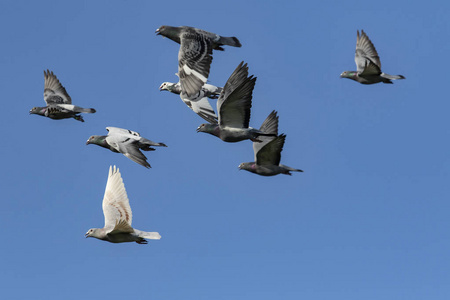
left=196, top=127, right=201, bottom=133
left=85, top=233, right=89, bottom=238
left=155, top=28, right=160, bottom=35
left=86, top=140, right=90, bottom=145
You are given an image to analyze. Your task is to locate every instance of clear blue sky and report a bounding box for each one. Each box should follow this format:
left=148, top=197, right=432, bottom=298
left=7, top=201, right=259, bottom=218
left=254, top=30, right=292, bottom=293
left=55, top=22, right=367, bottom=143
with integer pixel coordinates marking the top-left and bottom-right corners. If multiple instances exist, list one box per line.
left=1, top=0, right=449, bottom=299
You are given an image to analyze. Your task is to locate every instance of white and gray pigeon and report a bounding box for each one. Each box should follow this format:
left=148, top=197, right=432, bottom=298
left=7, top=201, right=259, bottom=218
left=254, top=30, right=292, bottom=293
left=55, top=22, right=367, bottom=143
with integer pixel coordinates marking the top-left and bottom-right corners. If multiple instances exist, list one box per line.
left=29, top=70, right=96, bottom=122
left=85, top=165, right=161, bottom=244
left=196, top=61, right=276, bottom=143
left=155, top=25, right=241, bottom=98
left=160, top=80, right=222, bottom=123
left=238, top=111, right=303, bottom=176
left=86, top=127, right=167, bottom=168
left=340, top=30, right=405, bottom=84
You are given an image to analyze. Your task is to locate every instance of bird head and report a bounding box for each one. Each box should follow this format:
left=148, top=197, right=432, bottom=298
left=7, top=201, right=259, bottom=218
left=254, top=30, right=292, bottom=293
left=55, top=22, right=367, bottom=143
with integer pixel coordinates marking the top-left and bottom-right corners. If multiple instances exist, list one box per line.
left=238, top=162, right=254, bottom=172
left=159, top=82, right=171, bottom=91
left=29, top=107, right=43, bottom=115
left=85, top=228, right=96, bottom=238
left=86, top=135, right=102, bottom=145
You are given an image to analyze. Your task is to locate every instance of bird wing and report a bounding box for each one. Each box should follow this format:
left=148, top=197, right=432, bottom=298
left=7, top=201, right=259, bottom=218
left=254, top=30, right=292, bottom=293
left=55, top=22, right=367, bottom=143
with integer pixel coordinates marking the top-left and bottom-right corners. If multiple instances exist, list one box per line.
left=178, top=30, right=213, bottom=98
left=355, top=30, right=382, bottom=75
left=106, top=127, right=141, bottom=137
left=102, top=166, right=133, bottom=231
left=256, top=134, right=286, bottom=166
left=253, top=111, right=279, bottom=159
left=106, top=133, right=151, bottom=168
left=181, top=94, right=218, bottom=124
left=43, top=70, right=72, bottom=105
left=217, top=62, right=256, bottom=128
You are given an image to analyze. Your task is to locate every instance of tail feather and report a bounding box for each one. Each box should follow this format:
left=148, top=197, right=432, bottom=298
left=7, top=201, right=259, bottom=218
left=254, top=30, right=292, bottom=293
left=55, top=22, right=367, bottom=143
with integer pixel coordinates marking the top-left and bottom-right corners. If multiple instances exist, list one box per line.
left=138, top=231, right=161, bottom=240
left=381, top=73, right=405, bottom=80
left=219, top=36, right=242, bottom=48
left=258, top=132, right=277, bottom=137
left=280, top=164, right=303, bottom=173
left=57, top=104, right=96, bottom=113
left=140, top=138, right=168, bottom=150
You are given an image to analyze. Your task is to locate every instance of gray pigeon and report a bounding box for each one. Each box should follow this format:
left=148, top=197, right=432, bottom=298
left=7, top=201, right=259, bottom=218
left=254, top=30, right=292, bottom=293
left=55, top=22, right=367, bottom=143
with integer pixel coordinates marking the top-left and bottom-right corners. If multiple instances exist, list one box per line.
left=29, top=70, right=96, bottom=122
left=340, top=30, right=405, bottom=84
left=156, top=25, right=241, bottom=98
left=160, top=81, right=222, bottom=123
left=85, top=165, right=161, bottom=244
left=86, top=127, right=167, bottom=168
left=196, top=62, right=276, bottom=143
left=238, top=111, right=303, bottom=176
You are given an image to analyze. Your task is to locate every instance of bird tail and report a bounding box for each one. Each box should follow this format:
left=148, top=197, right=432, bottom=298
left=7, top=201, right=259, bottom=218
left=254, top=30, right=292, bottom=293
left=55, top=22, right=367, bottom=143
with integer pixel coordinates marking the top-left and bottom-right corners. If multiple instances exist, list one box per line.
left=57, top=104, right=96, bottom=113
left=258, top=132, right=278, bottom=137
left=140, top=138, right=167, bottom=151
left=77, top=107, right=96, bottom=113
left=381, top=73, right=405, bottom=81
left=280, top=164, right=304, bottom=175
left=136, top=230, right=161, bottom=240
left=218, top=36, right=242, bottom=49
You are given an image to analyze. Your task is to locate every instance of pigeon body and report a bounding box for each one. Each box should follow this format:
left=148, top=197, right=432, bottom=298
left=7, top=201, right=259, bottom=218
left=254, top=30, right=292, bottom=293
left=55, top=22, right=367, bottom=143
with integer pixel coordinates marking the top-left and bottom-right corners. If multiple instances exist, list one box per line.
left=196, top=62, right=276, bottom=143
left=29, top=70, right=96, bottom=122
left=160, top=81, right=222, bottom=123
left=86, top=127, right=167, bottom=168
left=238, top=111, right=303, bottom=176
left=156, top=25, right=241, bottom=98
left=85, top=166, right=161, bottom=244
left=340, top=30, right=405, bottom=84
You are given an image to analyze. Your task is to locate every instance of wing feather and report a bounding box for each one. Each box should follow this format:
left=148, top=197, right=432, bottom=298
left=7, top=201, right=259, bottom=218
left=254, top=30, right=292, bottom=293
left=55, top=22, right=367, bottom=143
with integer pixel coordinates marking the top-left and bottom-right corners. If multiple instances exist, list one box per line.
left=102, top=166, right=133, bottom=231
left=43, top=70, right=72, bottom=105
left=217, top=62, right=256, bottom=128
left=256, top=134, right=286, bottom=166
left=355, top=30, right=382, bottom=75
left=178, top=31, right=213, bottom=98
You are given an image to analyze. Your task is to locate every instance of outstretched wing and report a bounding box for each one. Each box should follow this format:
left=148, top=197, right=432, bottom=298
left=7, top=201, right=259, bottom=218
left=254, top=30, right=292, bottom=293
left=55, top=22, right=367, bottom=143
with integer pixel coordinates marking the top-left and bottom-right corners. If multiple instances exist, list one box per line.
left=43, top=70, right=72, bottom=105
left=217, top=62, right=256, bottom=128
left=355, top=30, right=382, bottom=75
left=102, top=166, right=133, bottom=232
left=253, top=111, right=279, bottom=161
left=178, top=30, right=213, bottom=98
left=256, top=134, right=286, bottom=166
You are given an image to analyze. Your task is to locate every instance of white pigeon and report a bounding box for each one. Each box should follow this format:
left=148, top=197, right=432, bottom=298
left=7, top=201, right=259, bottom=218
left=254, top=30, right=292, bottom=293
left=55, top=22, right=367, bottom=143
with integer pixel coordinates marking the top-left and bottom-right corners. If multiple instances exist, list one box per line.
left=85, top=165, right=161, bottom=244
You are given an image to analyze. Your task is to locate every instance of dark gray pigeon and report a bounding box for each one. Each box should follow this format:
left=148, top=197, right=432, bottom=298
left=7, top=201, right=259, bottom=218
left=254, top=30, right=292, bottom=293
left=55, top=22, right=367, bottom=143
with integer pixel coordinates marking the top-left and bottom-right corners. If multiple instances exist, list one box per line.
left=29, top=70, right=96, bottom=122
left=156, top=25, right=241, bottom=98
left=340, top=30, right=405, bottom=84
left=86, top=127, right=167, bottom=168
left=85, top=165, right=161, bottom=244
left=160, top=81, right=222, bottom=123
left=238, top=111, right=303, bottom=176
left=196, top=62, right=276, bottom=143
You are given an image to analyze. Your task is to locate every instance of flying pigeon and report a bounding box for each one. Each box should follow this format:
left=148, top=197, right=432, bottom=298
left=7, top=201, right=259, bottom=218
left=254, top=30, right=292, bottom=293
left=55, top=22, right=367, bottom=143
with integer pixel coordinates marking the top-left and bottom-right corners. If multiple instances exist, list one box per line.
left=238, top=111, right=303, bottom=176
left=86, top=127, right=167, bottom=168
left=155, top=25, right=241, bottom=98
left=29, top=70, right=96, bottom=122
left=85, top=165, right=161, bottom=244
left=340, top=30, right=405, bottom=84
left=196, top=61, right=276, bottom=143
left=160, top=81, right=222, bottom=123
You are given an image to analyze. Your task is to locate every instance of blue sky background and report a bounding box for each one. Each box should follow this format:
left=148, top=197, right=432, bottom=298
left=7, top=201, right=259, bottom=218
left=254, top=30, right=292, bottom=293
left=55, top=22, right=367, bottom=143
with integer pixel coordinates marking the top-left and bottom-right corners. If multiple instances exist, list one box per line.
left=1, top=0, right=449, bottom=299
